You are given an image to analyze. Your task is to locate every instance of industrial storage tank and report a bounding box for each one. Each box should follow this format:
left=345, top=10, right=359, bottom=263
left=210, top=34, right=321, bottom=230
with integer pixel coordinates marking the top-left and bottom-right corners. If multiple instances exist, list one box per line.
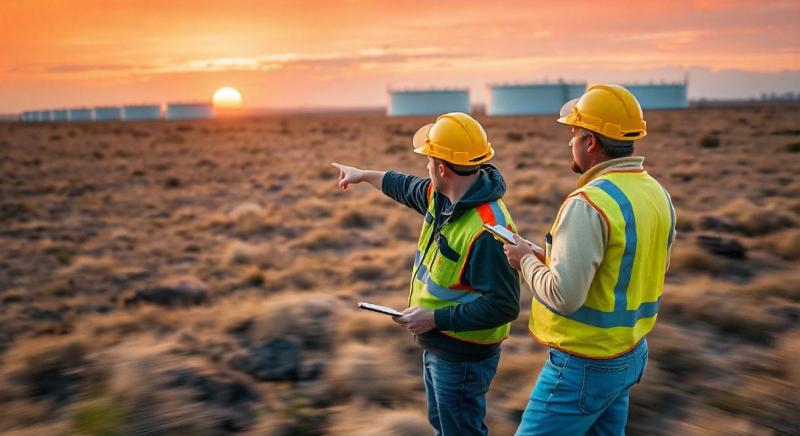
left=68, top=108, right=93, bottom=121
left=388, top=88, right=470, bottom=116
left=166, top=102, right=214, bottom=120
left=20, top=111, right=34, bottom=122
left=94, top=106, right=122, bottom=121
left=487, top=82, right=586, bottom=115
left=622, top=83, right=688, bottom=110
left=38, top=110, right=52, bottom=121
left=52, top=109, right=68, bottom=121
left=123, top=104, right=162, bottom=121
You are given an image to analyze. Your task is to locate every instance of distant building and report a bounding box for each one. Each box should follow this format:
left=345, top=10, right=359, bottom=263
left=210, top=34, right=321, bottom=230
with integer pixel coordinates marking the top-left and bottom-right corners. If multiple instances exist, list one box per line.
left=38, top=110, right=52, bottom=121
left=487, top=82, right=586, bottom=115
left=166, top=102, right=214, bottom=120
left=94, top=106, right=122, bottom=121
left=622, top=83, right=688, bottom=110
left=68, top=108, right=93, bottom=121
left=388, top=88, right=470, bottom=116
left=123, top=104, right=162, bottom=121
left=52, top=109, right=69, bottom=121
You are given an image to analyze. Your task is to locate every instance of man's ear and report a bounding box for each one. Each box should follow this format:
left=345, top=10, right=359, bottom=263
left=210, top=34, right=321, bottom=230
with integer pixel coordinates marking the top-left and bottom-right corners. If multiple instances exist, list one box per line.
left=438, top=162, right=447, bottom=177
left=586, top=133, right=600, bottom=153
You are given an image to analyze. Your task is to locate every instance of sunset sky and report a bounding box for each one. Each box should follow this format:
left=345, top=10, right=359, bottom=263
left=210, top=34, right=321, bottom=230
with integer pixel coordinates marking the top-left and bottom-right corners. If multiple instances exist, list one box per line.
left=1, top=0, right=798, bottom=112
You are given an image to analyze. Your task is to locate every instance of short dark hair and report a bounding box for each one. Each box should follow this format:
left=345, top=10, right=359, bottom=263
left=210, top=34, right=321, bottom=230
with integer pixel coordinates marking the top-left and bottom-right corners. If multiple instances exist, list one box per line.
left=589, top=131, right=634, bottom=158
left=434, top=158, right=481, bottom=176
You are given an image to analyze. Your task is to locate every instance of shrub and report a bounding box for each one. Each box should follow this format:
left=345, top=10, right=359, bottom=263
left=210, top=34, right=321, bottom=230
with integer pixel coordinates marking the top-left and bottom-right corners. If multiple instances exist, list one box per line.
left=699, top=134, right=720, bottom=148
left=328, top=343, right=415, bottom=406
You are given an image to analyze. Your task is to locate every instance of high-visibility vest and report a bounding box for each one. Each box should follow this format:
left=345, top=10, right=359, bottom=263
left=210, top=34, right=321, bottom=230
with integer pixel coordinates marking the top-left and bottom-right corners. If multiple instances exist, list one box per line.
left=529, top=170, right=676, bottom=358
left=410, top=187, right=517, bottom=345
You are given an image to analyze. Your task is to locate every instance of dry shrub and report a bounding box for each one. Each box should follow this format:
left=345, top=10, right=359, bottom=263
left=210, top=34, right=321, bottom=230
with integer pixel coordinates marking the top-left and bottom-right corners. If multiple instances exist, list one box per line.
left=228, top=294, right=341, bottom=352
left=672, top=406, right=771, bottom=436
left=668, top=241, right=726, bottom=273
left=336, top=209, right=373, bottom=229
left=294, top=196, right=333, bottom=219
left=337, top=311, right=400, bottom=343
left=229, top=202, right=275, bottom=236
left=0, top=337, right=96, bottom=407
left=704, top=373, right=797, bottom=434
left=74, top=340, right=260, bottom=435
left=386, top=212, right=418, bottom=241
left=329, top=407, right=431, bottom=436
left=757, top=228, right=800, bottom=260
left=328, top=343, right=416, bottom=406
left=58, top=255, right=116, bottom=277
left=715, top=198, right=795, bottom=236
left=775, top=333, right=800, bottom=387
left=735, top=271, right=800, bottom=302
left=291, top=227, right=354, bottom=250
left=239, top=267, right=265, bottom=287
left=698, top=134, right=720, bottom=148
left=221, top=240, right=279, bottom=267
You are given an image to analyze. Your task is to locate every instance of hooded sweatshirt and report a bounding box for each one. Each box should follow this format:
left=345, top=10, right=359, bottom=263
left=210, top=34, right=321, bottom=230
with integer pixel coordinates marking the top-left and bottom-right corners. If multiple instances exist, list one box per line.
left=382, top=164, right=520, bottom=362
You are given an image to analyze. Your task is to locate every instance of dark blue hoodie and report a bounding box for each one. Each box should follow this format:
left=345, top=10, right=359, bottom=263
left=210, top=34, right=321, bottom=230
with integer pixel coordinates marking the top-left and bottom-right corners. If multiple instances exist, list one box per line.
left=382, top=164, right=521, bottom=362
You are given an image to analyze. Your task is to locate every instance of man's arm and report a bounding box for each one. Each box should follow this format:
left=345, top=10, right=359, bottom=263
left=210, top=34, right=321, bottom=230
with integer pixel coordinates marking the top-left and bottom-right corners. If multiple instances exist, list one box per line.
left=433, top=232, right=521, bottom=331
left=332, top=162, right=431, bottom=215
left=519, top=197, right=606, bottom=314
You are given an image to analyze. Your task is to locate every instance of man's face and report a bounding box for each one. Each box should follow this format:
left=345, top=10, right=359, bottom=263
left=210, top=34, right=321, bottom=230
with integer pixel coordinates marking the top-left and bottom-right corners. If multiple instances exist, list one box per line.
left=569, top=127, right=592, bottom=174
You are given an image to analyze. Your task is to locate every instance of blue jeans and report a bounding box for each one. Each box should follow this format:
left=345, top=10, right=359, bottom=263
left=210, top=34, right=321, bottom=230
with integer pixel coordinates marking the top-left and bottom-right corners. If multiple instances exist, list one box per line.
left=422, top=349, right=501, bottom=436
left=515, top=339, right=648, bottom=436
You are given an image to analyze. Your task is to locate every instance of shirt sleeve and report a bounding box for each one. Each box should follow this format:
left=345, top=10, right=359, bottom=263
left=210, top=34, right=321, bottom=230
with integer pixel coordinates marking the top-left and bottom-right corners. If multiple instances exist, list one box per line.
left=433, top=232, right=521, bottom=331
left=520, top=197, right=607, bottom=314
left=380, top=171, right=431, bottom=216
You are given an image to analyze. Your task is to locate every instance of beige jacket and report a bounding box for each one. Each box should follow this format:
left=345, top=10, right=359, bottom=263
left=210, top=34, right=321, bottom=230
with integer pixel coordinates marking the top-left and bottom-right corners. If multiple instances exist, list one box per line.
left=520, top=157, right=674, bottom=314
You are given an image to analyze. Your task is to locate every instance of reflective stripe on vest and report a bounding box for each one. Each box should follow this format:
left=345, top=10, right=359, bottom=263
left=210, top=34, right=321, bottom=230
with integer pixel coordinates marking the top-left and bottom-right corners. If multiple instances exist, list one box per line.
left=410, top=194, right=516, bottom=345
left=529, top=170, right=674, bottom=357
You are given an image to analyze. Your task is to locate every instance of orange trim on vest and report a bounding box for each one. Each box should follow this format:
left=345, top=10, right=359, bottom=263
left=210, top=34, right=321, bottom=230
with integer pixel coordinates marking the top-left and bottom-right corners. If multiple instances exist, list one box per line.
left=526, top=329, right=643, bottom=360
left=576, top=191, right=611, bottom=238
left=426, top=183, right=434, bottom=203
left=456, top=202, right=499, bottom=287
left=475, top=203, right=496, bottom=226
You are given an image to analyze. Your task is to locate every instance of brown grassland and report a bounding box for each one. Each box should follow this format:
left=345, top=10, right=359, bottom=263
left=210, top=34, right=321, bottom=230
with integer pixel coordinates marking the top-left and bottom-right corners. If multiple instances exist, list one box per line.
left=0, top=105, right=798, bottom=435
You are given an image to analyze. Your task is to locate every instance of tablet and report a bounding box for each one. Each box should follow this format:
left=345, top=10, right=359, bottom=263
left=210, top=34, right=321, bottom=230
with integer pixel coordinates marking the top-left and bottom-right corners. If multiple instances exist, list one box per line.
left=357, top=302, right=404, bottom=317
left=483, top=223, right=517, bottom=245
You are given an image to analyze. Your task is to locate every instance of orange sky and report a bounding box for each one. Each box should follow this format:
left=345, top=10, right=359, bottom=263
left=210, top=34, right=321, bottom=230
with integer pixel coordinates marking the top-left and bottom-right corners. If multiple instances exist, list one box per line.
left=1, top=0, right=798, bottom=112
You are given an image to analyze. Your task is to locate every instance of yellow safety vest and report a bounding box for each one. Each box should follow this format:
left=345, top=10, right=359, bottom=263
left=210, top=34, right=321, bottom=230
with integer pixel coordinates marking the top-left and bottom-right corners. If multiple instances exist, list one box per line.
left=411, top=187, right=517, bottom=345
left=529, top=170, right=675, bottom=358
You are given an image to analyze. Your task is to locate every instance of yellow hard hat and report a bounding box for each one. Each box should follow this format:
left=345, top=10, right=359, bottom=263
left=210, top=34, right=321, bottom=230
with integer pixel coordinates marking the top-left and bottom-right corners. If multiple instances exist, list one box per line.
left=557, top=84, right=647, bottom=141
left=412, top=112, right=494, bottom=166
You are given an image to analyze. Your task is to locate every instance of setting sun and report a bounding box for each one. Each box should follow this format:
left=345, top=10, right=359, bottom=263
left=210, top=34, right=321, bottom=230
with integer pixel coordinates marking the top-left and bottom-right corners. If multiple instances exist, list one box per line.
left=213, top=87, right=242, bottom=109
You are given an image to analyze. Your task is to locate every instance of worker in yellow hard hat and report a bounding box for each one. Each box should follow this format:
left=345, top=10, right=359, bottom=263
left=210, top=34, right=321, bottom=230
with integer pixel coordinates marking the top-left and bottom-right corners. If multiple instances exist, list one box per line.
left=503, top=85, right=676, bottom=435
left=333, top=112, right=520, bottom=436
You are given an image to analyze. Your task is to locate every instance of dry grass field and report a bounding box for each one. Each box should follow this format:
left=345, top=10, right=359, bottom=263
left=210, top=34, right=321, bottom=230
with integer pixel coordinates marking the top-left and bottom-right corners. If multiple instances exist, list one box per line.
left=0, top=105, right=798, bottom=435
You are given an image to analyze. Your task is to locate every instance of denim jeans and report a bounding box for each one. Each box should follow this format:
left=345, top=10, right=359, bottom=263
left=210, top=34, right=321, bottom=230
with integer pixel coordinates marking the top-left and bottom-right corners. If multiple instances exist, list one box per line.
left=422, top=349, right=501, bottom=436
left=515, top=339, right=648, bottom=436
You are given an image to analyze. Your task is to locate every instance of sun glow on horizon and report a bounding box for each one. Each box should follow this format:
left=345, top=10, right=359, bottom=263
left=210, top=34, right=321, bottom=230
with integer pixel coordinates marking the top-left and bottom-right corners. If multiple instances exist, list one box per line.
left=213, top=87, right=242, bottom=109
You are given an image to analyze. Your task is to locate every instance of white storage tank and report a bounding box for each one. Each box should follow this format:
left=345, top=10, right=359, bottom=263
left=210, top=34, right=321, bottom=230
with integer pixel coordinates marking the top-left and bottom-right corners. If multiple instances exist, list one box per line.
left=123, top=104, right=162, bottom=121
left=487, top=82, right=587, bottom=115
left=51, top=109, right=68, bottom=121
left=93, top=106, right=122, bottom=121
left=68, top=108, right=93, bottom=121
left=388, top=88, right=470, bottom=116
left=166, top=102, right=214, bottom=120
left=621, top=83, right=688, bottom=110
